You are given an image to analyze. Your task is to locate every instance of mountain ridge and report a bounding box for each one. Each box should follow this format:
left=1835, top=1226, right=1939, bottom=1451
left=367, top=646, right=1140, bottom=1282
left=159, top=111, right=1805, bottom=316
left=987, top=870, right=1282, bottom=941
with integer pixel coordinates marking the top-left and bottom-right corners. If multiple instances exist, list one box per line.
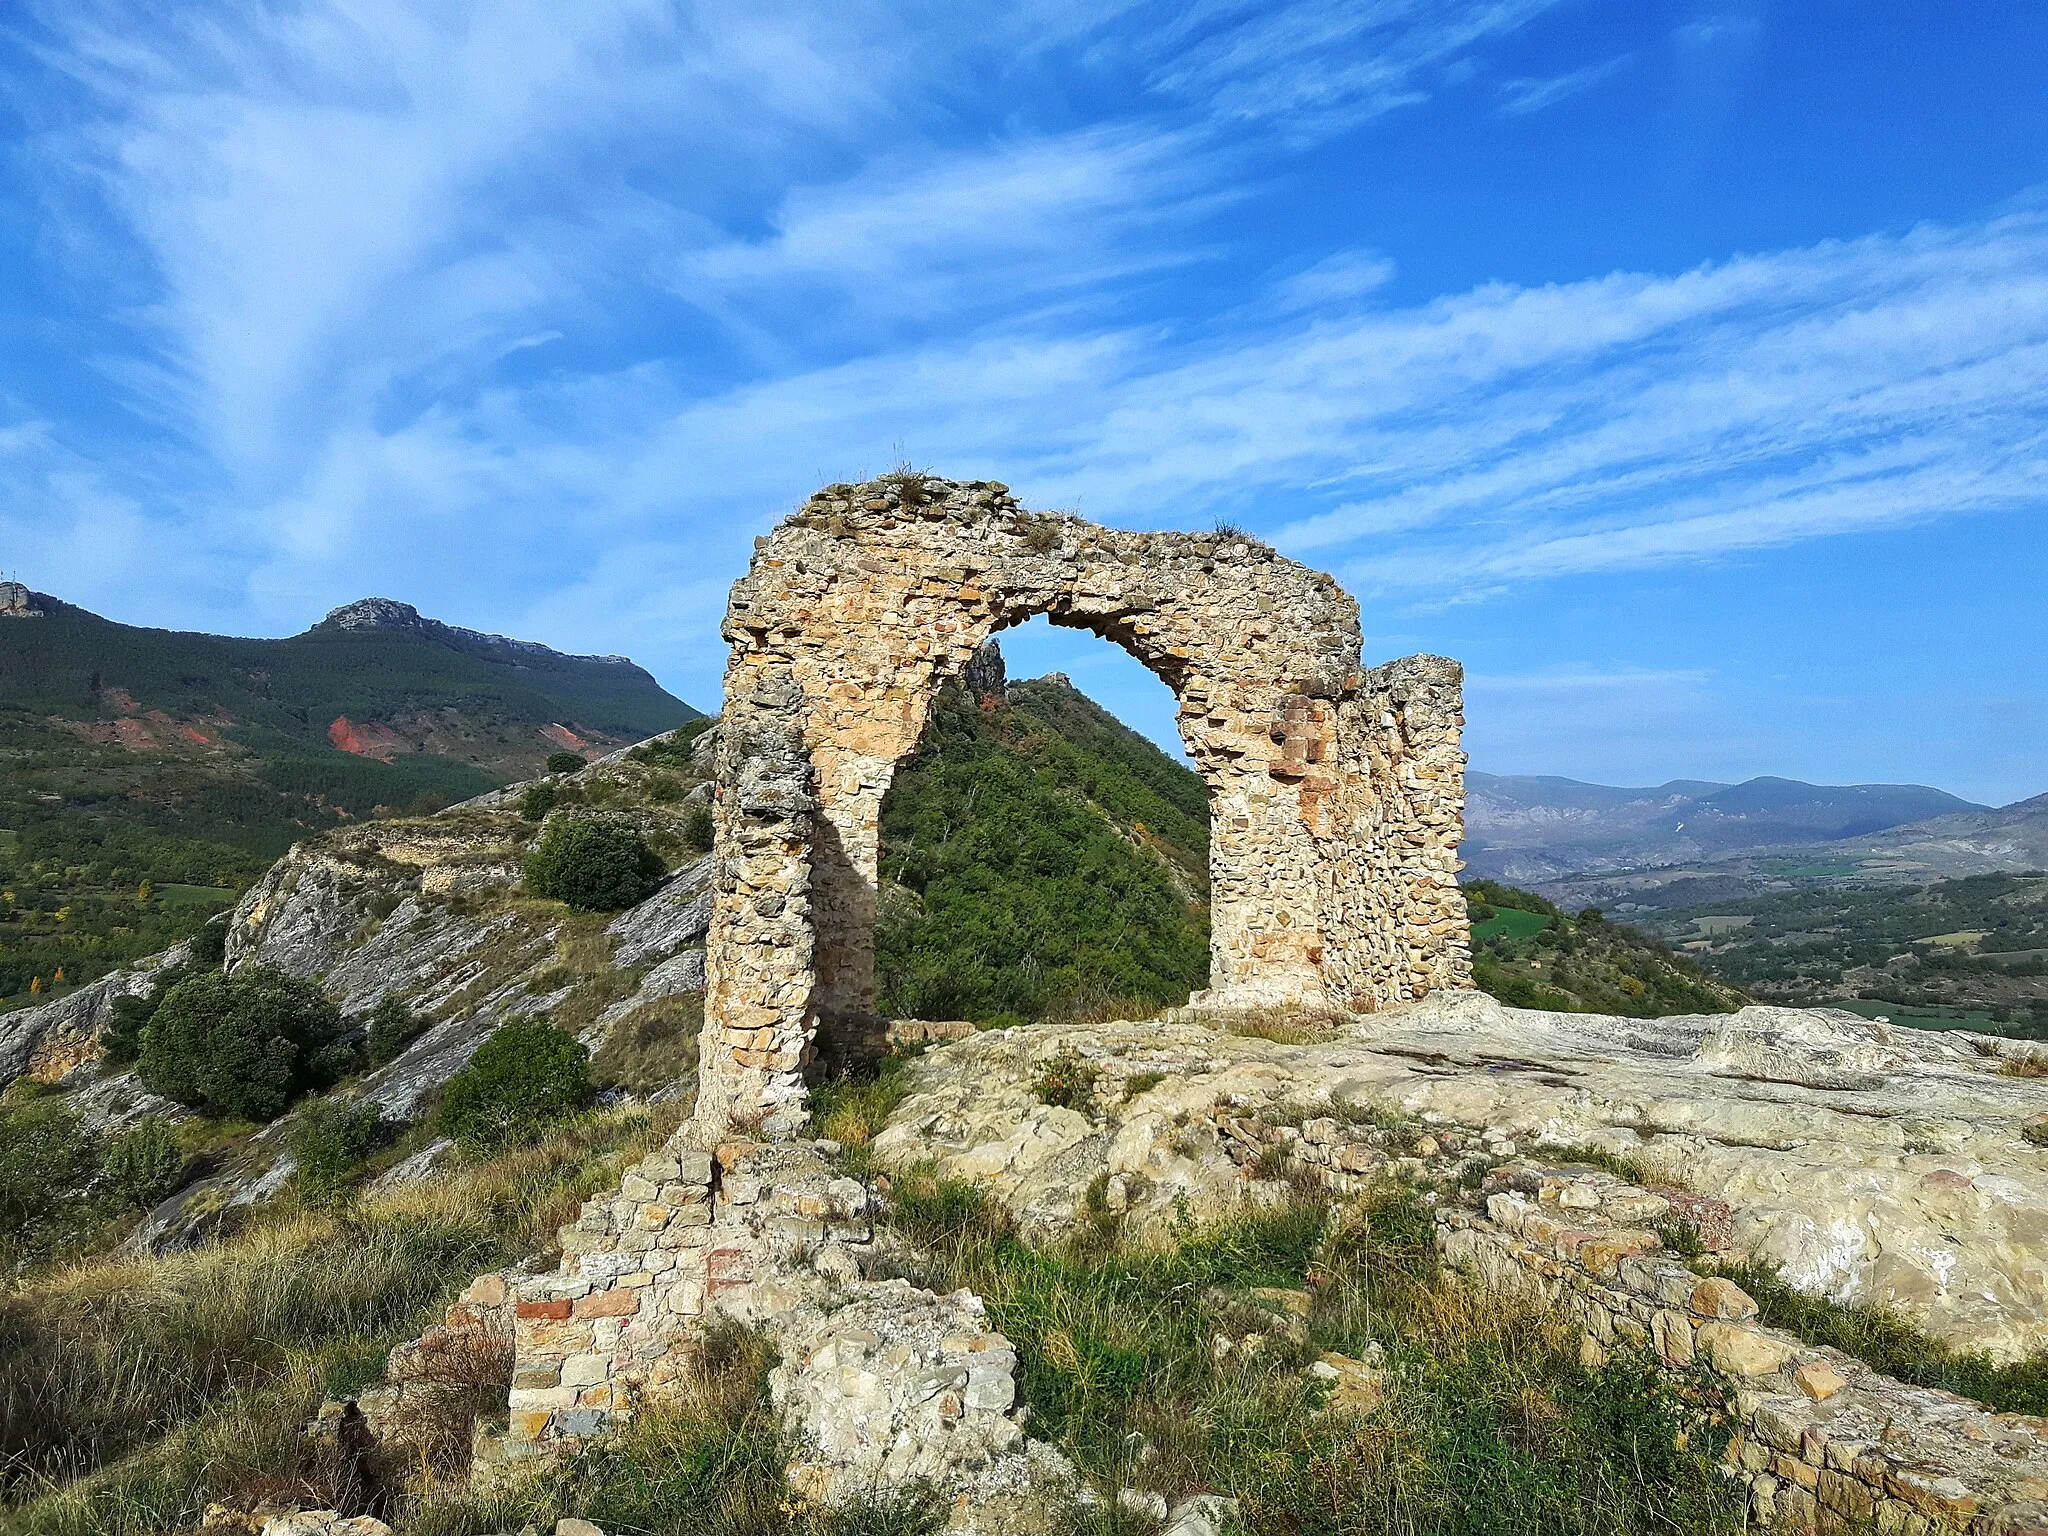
left=1465, top=769, right=1994, bottom=885
left=315, top=596, right=636, bottom=666
left=0, top=592, right=702, bottom=1008
left=0, top=588, right=699, bottom=770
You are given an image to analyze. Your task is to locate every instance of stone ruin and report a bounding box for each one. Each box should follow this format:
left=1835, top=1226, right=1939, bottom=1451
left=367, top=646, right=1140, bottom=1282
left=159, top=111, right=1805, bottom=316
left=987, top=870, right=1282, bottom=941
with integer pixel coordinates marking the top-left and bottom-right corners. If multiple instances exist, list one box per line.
left=327, top=475, right=2048, bottom=1531
left=691, top=473, right=1472, bottom=1137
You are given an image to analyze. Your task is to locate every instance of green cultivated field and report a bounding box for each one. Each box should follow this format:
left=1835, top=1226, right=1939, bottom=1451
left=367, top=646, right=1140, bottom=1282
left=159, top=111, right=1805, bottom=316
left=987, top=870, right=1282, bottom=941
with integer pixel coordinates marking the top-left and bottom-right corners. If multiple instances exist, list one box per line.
left=1472, top=907, right=1551, bottom=941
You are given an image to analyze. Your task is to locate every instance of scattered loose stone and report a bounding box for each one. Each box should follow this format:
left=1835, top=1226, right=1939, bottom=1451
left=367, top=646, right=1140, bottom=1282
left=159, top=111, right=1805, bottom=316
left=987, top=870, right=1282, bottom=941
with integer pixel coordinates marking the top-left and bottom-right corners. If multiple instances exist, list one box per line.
left=257, top=1515, right=392, bottom=1536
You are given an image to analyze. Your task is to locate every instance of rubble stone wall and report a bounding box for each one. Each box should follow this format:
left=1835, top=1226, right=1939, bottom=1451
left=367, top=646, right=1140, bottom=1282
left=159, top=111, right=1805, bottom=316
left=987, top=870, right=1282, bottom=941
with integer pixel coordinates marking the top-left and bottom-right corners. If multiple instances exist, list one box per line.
left=1442, top=1168, right=2048, bottom=1535
left=696, top=475, right=1471, bottom=1135
left=475, top=1133, right=1071, bottom=1530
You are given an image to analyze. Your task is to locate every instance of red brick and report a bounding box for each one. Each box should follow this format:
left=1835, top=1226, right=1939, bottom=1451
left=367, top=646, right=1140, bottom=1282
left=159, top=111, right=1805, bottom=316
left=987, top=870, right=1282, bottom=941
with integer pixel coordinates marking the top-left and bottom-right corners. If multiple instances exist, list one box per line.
left=574, top=1288, right=641, bottom=1319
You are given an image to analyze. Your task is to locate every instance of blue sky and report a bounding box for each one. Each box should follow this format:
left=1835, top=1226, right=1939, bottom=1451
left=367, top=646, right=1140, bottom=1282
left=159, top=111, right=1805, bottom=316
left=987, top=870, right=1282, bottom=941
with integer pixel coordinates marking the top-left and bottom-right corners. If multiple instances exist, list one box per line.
left=4, top=3, right=2046, bottom=803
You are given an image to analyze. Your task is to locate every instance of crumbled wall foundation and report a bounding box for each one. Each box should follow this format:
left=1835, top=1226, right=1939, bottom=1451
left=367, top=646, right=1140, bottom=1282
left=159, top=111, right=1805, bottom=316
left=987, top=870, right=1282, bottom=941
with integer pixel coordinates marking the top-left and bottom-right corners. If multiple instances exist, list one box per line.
left=473, top=1132, right=1078, bottom=1532
left=1442, top=1166, right=2048, bottom=1535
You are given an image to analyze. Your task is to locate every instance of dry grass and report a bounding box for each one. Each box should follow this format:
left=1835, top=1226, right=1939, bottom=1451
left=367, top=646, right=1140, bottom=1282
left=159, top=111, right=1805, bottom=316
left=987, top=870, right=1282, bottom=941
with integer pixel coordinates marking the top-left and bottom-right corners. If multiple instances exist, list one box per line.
left=1223, top=1006, right=1349, bottom=1046
left=402, top=1321, right=943, bottom=1536
left=1999, top=1053, right=2048, bottom=1078
left=809, top=1056, right=918, bottom=1175
left=879, top=1168, right=1747, bottom=1536
left=1, top=1105, right=675, bottom=1535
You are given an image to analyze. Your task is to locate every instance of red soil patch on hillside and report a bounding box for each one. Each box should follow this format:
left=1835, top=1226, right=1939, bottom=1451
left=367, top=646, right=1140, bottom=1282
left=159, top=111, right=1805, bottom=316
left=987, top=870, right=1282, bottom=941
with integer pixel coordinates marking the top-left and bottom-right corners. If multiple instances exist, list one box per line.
left=328, top=716, right=409, bottom=761
left=541, top=723, right=591, bottom=755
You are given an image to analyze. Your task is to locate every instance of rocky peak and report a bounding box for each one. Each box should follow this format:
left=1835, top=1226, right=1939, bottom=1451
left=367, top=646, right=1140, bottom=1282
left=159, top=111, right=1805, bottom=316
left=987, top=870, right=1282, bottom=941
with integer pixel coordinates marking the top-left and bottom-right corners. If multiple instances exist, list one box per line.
left=321, top=597, right=434, bottom=634
left=962, top=639, right=1007, bottom=704
left=316, top=597, right=633, bottom=666
left=0, top=581, right=43, bottom=618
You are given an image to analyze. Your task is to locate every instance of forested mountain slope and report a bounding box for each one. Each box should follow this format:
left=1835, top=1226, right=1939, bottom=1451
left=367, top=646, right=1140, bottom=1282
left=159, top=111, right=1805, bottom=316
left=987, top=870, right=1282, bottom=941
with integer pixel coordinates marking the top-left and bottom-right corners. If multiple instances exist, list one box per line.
left=0, top=591, right=699, bottom=1007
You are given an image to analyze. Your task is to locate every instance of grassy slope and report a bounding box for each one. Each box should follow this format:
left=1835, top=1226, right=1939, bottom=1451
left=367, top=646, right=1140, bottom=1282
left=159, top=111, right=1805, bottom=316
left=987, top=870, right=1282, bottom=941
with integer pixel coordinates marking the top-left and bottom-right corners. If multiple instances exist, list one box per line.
left=1465, top=882, right=1745, bottom=1018
left=875, top=679, right=1211, bottom=1025
left=875, top=678, right=1740, bottom=1024
left=0, top=1107, right=674, bottom=1535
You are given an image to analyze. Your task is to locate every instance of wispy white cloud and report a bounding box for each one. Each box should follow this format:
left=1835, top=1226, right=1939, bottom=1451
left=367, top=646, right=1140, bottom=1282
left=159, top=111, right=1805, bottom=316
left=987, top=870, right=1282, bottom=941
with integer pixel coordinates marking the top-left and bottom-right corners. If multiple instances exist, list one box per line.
left=1143, top=0, right=1562, bottom=132
left=673, top=125, right=1230, bottom=338
left=1497, top=53, right=1631, bottom=116
left=5, top=0, right=2047, bottom=728
left=1468, top=666, right=1711, bottom=694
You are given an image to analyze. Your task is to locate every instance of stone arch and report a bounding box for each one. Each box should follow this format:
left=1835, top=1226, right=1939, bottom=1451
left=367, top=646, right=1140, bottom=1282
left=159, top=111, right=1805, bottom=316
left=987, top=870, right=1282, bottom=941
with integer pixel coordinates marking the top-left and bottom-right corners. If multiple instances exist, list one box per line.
left=695, top=475, right=1470, bottom=1136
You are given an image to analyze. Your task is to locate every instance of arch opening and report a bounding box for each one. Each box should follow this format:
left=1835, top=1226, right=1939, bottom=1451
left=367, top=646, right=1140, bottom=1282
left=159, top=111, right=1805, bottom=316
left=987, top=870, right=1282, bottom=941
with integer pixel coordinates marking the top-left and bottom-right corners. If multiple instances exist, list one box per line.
left=869, top=626, right=1211, bottom=1036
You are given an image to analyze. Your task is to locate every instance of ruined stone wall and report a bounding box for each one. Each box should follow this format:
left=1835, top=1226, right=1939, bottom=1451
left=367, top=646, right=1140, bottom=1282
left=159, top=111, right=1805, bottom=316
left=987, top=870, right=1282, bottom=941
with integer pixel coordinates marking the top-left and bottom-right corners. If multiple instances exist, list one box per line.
left=1441, top=1168, right=2048, bottom=1535
left=696, top=474, right=1472, bottom=1135
left=1323, top=656, right=1470, bottom=1006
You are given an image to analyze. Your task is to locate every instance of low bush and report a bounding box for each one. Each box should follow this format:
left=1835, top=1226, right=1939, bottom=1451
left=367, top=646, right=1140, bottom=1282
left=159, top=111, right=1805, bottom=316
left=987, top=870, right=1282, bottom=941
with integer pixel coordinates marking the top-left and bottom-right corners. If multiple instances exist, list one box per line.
left=1032, top=1049, right=1096, bottom=1110
left=517, top=781, right=557, bottom=823
left=523, top=816, right=664, bottom=911
left=0, top=1091, right=104, bottom=1273
left=288, top=1099, right=388, bottom=1207
left=136, top=965, right=351, bottom=1121
left=436, top=1020, right=594, bottom=1152
left=101, top=1119, right=187, bottom=1211
left=682, top=802, right=715, bottom=853
left=105, top=964, right=199, bottom=1064
left=366, top=995, right=426, bottom=1065
left=545, top=751, right=586, bottom=776
left=187, top=918, right=228, bottom=965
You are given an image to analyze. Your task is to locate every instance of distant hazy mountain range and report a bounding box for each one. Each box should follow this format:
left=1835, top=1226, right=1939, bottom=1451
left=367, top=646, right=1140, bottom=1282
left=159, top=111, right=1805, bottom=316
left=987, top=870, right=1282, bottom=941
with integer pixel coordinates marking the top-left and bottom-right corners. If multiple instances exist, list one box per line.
left=1466, top=771, right=2048, bottom=900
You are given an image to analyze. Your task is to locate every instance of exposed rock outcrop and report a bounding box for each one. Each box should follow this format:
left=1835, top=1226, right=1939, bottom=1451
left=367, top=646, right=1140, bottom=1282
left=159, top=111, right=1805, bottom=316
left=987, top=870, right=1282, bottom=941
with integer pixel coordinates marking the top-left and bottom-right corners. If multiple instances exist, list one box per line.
left=0, top=942, right=190, bottom=1089
left=2, top=743, right=717, bottom=1248
left=869, top=993, right=2048, bottom=1362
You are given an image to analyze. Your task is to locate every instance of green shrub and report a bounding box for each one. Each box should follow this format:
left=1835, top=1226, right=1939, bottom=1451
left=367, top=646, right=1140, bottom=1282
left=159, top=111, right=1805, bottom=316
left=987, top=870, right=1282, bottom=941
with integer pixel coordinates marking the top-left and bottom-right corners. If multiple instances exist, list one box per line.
left=437, top=1020, right=594, bottom=1151
left=366, top=994, right=426, bottom=1065
left=102, top=1118, right=187, bottom=1210
left=1033, top=1049, right=1096, bottom=1110
left=136, top=965, right=350, bottom=1121
left=187, top=918, right=228, bottom=965
left=1464, top=880, right=1561, bottom=917
left=545, top=750, right=586, bottom=776
left=681, top=802, right=714, bottom=854
left=0, top=1090, right=104, bottom=1271
left=518, top=780, right=558, bottom=822
left=288, top=1099, right=387, bottom=1207
left=105, top=963, right=200, bottom=1064
left=524, top=815, right=664, bottom=911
